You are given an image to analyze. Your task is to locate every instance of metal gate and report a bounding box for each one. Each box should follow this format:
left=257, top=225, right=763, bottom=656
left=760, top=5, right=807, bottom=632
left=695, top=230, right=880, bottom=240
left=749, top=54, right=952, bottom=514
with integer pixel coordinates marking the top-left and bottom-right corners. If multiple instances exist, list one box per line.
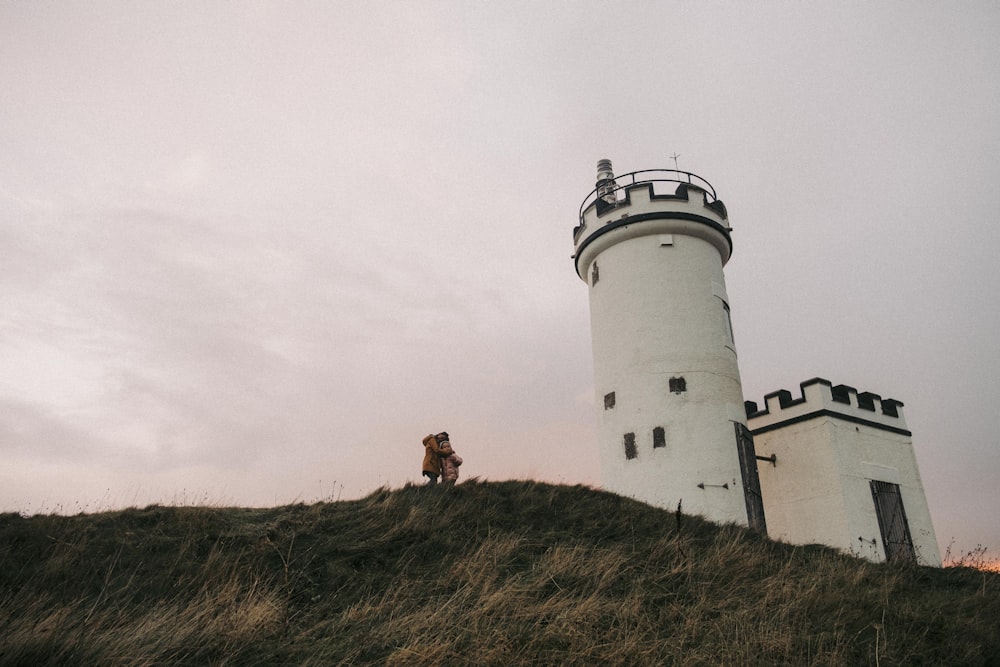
left=870, top=480, right=916, bottom=563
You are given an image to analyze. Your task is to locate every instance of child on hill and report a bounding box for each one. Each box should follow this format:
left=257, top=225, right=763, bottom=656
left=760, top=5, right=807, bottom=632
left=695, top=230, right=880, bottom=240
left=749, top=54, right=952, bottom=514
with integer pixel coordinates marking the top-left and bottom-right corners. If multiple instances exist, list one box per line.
left=437, top=432, right=463, bottom=485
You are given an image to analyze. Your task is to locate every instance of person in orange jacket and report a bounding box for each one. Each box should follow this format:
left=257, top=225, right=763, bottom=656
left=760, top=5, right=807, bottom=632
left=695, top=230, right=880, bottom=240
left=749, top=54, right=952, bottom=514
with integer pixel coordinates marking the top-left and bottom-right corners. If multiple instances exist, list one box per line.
left=422, top=433, right=447, bottom=485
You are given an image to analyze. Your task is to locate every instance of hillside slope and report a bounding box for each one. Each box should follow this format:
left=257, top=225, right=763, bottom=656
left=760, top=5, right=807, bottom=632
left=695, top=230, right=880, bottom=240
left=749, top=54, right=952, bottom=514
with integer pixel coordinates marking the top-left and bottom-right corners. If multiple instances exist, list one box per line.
left=1, top=480, right=997, bottom=666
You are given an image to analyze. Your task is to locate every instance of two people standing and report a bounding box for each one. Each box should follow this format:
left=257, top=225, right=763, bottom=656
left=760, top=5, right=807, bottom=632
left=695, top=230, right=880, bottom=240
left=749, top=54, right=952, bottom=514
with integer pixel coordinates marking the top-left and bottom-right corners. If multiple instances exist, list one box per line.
left=422, top=431, right=463, bottom=485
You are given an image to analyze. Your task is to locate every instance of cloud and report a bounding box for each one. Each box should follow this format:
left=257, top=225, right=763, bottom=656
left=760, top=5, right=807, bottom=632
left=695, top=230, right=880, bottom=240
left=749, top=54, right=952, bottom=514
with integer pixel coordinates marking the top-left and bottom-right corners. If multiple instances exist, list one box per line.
left=0, top=397, right=106, bottom=463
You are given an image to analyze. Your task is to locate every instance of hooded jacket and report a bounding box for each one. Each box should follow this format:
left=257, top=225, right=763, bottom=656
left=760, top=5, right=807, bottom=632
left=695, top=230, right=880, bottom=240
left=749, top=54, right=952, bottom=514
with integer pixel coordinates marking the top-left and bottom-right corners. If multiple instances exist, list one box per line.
left=422, top=434, right=447, bottom=476
left=440, top=442, right=463, bottom=483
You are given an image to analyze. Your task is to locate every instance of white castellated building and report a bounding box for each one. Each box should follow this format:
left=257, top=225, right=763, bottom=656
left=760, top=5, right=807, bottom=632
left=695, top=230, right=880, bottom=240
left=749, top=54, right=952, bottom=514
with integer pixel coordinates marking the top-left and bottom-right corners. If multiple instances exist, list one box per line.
left=747, top=379, right=940, bottom=566
left=574, top=160, right=939, bottom=566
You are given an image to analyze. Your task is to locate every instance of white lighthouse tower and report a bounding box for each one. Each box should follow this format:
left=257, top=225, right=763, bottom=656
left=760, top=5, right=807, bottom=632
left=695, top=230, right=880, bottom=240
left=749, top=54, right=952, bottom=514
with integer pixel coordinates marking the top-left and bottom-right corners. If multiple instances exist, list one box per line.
left=573, top=160, right=765, bottom=531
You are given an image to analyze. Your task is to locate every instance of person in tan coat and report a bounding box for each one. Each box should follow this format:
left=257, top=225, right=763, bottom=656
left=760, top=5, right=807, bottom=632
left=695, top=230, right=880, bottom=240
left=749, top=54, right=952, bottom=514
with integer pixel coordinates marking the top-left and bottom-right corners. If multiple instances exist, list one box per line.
left=422, top=433, right=447, bottom=485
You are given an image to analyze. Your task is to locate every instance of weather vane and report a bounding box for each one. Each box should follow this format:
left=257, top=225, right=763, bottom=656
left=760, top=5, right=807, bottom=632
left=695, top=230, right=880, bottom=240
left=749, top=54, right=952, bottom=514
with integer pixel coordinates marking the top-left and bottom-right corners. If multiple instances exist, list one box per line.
left=669, top=152, right=681, bottom=172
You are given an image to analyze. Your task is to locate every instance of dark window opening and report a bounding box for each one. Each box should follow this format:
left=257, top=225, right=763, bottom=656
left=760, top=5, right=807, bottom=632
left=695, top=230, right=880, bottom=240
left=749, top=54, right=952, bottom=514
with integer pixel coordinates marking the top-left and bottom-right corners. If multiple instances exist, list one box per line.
left=722, top=302, right=735, bottom=346
left=623, top=433, right=637, bottom=460
left=870, top=480, right=916, bottom=563
left=604, top=392, right=615, bottom=410
left=591, top=262, right=599, bottom=286
left=653, top=426, right=666, bottom=448
left=669, top=377, right=686, bottom=393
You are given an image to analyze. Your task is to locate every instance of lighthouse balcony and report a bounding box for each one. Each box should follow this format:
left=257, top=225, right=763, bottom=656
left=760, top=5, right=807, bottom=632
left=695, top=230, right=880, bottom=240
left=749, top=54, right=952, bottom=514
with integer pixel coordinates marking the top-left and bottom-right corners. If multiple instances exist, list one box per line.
left=575, top=169, right=728, bottom=242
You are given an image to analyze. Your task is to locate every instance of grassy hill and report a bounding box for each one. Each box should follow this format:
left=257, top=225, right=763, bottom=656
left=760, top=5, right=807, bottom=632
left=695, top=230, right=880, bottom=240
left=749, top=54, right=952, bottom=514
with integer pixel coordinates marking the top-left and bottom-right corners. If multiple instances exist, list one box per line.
left=1, top=480, right=997, bottom=666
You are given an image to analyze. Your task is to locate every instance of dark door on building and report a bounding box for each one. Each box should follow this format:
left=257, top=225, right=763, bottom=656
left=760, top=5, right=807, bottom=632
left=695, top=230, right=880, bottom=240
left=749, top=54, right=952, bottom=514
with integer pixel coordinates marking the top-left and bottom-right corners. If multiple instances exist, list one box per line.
left=870, top=480, right=916, bottom=563
left=734, top=422, right=767, bottom=535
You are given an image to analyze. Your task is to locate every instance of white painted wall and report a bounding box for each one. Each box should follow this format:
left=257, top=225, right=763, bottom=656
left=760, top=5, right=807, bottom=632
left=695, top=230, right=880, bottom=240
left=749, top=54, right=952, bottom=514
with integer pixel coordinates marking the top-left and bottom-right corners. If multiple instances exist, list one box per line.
left=575, top=177, right=751, bottom=525
left=749, top=379, right=941, bottom=566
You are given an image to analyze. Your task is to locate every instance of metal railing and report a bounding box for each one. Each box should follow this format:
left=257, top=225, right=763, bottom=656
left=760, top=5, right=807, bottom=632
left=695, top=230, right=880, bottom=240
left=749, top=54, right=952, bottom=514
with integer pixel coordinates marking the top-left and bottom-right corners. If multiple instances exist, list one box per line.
left=578, top=169, right=718, bottom=224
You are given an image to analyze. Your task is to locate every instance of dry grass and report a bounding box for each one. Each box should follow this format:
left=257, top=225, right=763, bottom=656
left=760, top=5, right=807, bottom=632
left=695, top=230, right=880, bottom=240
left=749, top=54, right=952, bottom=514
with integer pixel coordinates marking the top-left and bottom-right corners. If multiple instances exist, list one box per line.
left=1, top=480, right=997, bottom=665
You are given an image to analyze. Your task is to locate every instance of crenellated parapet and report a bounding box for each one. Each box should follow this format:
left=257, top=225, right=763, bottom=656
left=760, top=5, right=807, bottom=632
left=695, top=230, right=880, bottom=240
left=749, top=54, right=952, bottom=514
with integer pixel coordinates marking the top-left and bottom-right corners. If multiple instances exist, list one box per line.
left=745, top=377, right=910, bottom=436
left=572, top=169, right=733, bottom=279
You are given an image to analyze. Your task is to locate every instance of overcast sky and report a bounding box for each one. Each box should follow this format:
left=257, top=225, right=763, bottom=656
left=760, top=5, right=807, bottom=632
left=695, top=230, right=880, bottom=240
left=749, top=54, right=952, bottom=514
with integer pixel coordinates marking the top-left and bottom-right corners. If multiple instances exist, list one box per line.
left=2, top=2, right=998, bottom=562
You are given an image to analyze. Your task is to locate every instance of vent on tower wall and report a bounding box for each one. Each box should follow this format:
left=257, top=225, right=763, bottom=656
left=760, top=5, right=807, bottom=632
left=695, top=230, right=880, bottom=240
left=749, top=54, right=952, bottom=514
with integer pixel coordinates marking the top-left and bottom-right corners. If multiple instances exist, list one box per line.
left=604, top=392, right=616, bottom=410
left=669, top=377, right=687, bottom=393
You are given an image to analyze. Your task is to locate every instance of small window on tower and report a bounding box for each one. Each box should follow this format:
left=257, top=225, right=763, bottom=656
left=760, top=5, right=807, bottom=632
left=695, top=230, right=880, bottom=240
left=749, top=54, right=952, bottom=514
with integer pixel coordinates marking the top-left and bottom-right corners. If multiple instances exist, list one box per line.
left=653, top=426, right=666, bottom=448
left=722, top=302, right=735, bottom=347
left=623, top=432, right=637, bottom=460
left=591, top=262, right=599, bottom=286
left=604, top=392, right=616, bottom=410
left=669, top=377, right=686, bottom=393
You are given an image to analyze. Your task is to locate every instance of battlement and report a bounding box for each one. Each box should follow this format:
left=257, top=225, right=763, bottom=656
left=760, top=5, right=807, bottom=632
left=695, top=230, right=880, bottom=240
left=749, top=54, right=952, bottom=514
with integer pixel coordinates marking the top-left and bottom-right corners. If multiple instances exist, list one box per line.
left=745, top=377, right=910, bottom=436
left=572, top=171, right=734, bottom=279
left=573, top=169, right=730, bottom=244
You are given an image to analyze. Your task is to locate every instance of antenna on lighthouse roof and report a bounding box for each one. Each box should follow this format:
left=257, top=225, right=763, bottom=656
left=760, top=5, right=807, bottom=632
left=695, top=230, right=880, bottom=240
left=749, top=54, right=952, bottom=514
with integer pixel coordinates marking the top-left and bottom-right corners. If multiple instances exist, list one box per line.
left=596, top=158, right=617, bottom=205
left=669, top=152, right=681, bottom=173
